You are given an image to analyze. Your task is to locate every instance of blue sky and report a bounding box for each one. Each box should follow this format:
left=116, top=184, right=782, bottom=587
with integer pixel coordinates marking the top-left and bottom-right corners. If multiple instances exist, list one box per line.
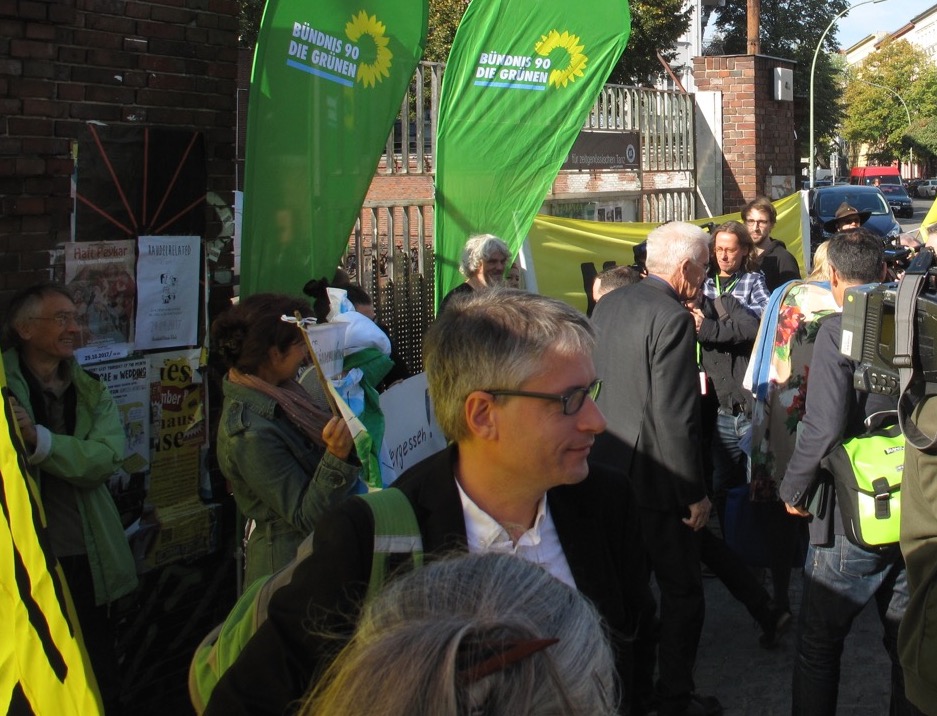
left=836, top=0, right=935, bottom=49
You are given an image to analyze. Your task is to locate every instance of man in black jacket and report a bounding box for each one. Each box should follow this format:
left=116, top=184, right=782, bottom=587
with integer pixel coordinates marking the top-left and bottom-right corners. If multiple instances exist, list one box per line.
left=206, top=288, right=647, bottom=716
left=591, top=221, right=720, bottom=716
left=742, top=196, right=802, bottom=292
left=779, top=230, right=914, bottom=714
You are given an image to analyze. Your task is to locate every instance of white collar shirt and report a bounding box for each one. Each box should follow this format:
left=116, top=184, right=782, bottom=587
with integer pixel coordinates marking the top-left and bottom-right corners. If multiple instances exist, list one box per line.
left=455, top=480, right=577, bottom=589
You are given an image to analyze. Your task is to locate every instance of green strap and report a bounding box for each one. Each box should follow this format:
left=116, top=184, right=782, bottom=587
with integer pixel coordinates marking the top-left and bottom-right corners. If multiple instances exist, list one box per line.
left=360, top=488, right=424, bottom=601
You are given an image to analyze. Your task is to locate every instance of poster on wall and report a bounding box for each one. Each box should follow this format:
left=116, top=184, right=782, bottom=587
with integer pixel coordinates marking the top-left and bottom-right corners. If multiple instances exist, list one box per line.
left=137, top=349, right=218, bottom=571
left=64, top=239, right=136, bottom=365
left=93, top=358, right=152, bottom=530
left=135, top=235, right=201, bottom=350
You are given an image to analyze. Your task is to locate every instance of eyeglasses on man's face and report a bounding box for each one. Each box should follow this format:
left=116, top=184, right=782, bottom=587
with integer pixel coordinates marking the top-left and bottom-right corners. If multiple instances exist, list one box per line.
left=29, top=311, right=80, bottom=328
left=484, top=379, right=602, bottom=416
left=745, top=219, right=772, bottom=228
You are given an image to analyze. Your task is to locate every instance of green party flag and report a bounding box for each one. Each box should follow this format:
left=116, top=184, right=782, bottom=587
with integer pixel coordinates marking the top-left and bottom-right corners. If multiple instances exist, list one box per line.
left=434, top=0, right=631, bottom=307
left=242, top=0, right=428, bottom=296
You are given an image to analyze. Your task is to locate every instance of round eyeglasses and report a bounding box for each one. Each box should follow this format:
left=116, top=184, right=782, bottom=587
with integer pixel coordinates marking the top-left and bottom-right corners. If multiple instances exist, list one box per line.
left=29, top=312, right=80, bottom=328
left=484, top=379, right=602, bottom=416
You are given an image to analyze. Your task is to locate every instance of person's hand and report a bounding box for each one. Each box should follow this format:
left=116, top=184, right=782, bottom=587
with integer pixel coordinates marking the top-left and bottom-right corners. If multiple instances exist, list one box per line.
left=690, top=307, right=705, bottom=332
left=322, top=416, right=354, bottom=461
left=784, top=502, right=810, bottom=517
left=9, top=397, right=37, bottom=450
left=683, top=496, right=712, bottom=531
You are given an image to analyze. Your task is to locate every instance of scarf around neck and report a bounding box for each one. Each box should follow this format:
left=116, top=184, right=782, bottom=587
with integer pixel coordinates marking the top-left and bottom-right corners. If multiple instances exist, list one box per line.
left=228, top=368, right=330, bottom=448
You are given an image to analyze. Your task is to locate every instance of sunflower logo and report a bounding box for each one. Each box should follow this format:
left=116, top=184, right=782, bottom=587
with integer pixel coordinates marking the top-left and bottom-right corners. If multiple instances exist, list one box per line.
left=534, top=30, right=588, bottom=88
left=345, top=11, right=393, bottom=88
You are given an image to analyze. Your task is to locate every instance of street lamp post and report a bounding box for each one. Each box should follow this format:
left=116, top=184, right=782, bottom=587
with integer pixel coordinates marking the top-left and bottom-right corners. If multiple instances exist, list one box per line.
left=809, top=0, right=887, bottom=189
left=854, top=78, right=914, bottom=178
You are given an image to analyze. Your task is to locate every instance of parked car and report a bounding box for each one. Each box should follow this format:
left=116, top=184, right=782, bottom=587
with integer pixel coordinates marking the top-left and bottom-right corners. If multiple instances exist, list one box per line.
left=917, top=179, right=937, bottom=198
left=878, top=184, right=914, bottom=218
left=906, top=178, right=925, bottom=196
left=849, top=166, right=903, bottom=186
left=809, top=185, right=901, bottom=248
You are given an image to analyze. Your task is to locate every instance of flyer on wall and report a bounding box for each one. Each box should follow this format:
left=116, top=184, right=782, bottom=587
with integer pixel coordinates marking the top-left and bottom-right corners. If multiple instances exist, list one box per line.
left=64, top=239, right=136, bottom=365
left=135, top=235, right=201, bottom=351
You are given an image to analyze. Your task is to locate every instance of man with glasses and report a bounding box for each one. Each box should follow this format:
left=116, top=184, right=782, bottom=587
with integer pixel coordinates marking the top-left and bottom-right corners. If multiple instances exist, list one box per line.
left=591, top=222, right=721, bottom=716
left=207, top=288, right=646, bottom=716
left=2, top=283, right=137, bottom=712
left=742, top=196, right=801, bottom=292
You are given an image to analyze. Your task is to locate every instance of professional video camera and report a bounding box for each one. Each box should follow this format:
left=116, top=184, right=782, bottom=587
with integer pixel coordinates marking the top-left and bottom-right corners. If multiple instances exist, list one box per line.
left=841, top=246, right=937, bottom=396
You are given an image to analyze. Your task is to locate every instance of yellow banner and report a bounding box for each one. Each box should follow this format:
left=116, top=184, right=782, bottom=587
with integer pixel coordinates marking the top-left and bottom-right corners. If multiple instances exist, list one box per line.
left=921, top=196, right=937, bottom=238
left=528, top=193, right=804, bottom=312
left=1, top=362, right=101, bottom=713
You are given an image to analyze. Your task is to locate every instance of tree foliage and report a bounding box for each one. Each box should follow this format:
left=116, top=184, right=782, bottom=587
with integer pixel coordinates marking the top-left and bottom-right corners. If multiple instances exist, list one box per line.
left=709, top=0, right=850, bottom=167
left=609, top=0, right=694, bottom=86
left=842, top=39, right=937, bottom=165
left=239, top=0, right=263, bottom=48
left=236, top=0, right=690, bottom=87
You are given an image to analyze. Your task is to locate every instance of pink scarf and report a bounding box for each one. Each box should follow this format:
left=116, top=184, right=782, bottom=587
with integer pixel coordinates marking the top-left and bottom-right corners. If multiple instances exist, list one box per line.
left=228, top=369, right=330, bottom=448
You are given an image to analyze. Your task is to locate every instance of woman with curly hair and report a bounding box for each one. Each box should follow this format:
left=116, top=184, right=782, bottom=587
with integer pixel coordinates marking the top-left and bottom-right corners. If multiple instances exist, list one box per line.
left=211, top=293, right=361, bottom=584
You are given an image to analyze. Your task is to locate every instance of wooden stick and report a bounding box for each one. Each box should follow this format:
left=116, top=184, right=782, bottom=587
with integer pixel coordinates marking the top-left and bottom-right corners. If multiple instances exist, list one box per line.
left=293, top=310, right=340, bottom=418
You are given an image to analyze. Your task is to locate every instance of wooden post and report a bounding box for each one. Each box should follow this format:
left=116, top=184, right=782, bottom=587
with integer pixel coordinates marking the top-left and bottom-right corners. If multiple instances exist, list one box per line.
left=747, top=0, right=760, bottom=55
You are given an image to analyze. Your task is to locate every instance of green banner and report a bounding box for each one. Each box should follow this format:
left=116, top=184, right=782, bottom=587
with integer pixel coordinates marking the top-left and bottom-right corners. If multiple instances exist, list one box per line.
left=433, top=0, right=631, bottom=307
left=241, top=0, right=428, bottom=296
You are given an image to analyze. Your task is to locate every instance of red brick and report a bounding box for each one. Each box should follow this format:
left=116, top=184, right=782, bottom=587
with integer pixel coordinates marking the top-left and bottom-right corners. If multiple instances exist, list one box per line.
left=79, top=0, right=127, bottom=14
left=4, top=196, right=47, bottom=215
left=85, top=13, right=135, bottom=34
left=23, top=98, right=69, bottom=118
left=25, top=22, right=55, bottom=41
left=150, top=4, right=194, bottom=23
left=58, top=45, right=87, bottom=63
left=57, top=82, right=86, bottom=101
left=17, top=1, right=48, bottom=21
left=45, top=158, right=75, bottom=175
left=137, top=20, right=186, bottom=40
left=0, top=58, right=22, bottom=75
left=10, top=39, right=55, bottom=59
left=124, top=1, right=151, bottom=19
left=148, top=73, right=199, bottom=91
left=48, top=4, right=77, bottom=23
left=87, top=48, right=136, bottom=67
left=139, top=54, right=186, bottom=73
left=0, top=20, right=23, bottom=38
left=9, top=116, right=54, bottom=136
left=21, top=137, right=70, bottom=154
left=85, top=85, right=136, bottom=104
left=73, top=28, right=124, bottom=49
left=69, top=102, right=121, bottom=121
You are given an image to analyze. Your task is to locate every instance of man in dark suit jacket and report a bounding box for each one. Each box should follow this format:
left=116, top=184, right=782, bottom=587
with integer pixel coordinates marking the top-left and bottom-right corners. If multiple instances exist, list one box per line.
left=591, top=221, right=720, bottom=716
left=206, top=288, right=646, bottom=716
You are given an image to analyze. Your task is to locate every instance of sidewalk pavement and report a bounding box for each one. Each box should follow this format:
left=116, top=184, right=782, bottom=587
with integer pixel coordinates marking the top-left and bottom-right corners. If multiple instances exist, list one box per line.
left=692, top=566, right=893, bottom=715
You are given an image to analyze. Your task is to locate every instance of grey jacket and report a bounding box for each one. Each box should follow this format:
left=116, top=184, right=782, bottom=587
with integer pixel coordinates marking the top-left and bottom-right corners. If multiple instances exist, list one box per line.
left=217, top=377, right=361, bottom=584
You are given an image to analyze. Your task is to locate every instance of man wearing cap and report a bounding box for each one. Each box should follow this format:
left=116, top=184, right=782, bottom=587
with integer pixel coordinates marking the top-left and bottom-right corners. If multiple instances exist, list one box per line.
left=823, top=202, right=871, bottom=235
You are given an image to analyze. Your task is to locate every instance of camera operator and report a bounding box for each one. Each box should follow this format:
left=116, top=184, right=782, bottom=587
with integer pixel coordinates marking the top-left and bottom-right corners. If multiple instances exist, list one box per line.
left=778, top=229, right=916, bottom=714
left=899, top=238, right=937, bottom=716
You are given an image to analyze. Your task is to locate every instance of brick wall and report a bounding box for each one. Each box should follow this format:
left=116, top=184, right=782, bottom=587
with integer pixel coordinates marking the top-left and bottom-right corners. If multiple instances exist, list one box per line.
left=693, top=54, right=797, bottom=213
left=0, top=0, right=239, bottom=312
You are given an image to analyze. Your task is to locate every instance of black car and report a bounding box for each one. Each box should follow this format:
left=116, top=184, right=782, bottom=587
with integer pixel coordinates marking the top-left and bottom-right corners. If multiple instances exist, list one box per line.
left=878, top=184, right=914, bottom=219
left=809, top=185, right=902, bottom=247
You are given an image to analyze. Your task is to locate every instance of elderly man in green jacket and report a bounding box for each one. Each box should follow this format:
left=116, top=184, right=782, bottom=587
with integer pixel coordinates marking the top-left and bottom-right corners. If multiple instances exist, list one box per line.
left=3, top=282, right=137, bottom=712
